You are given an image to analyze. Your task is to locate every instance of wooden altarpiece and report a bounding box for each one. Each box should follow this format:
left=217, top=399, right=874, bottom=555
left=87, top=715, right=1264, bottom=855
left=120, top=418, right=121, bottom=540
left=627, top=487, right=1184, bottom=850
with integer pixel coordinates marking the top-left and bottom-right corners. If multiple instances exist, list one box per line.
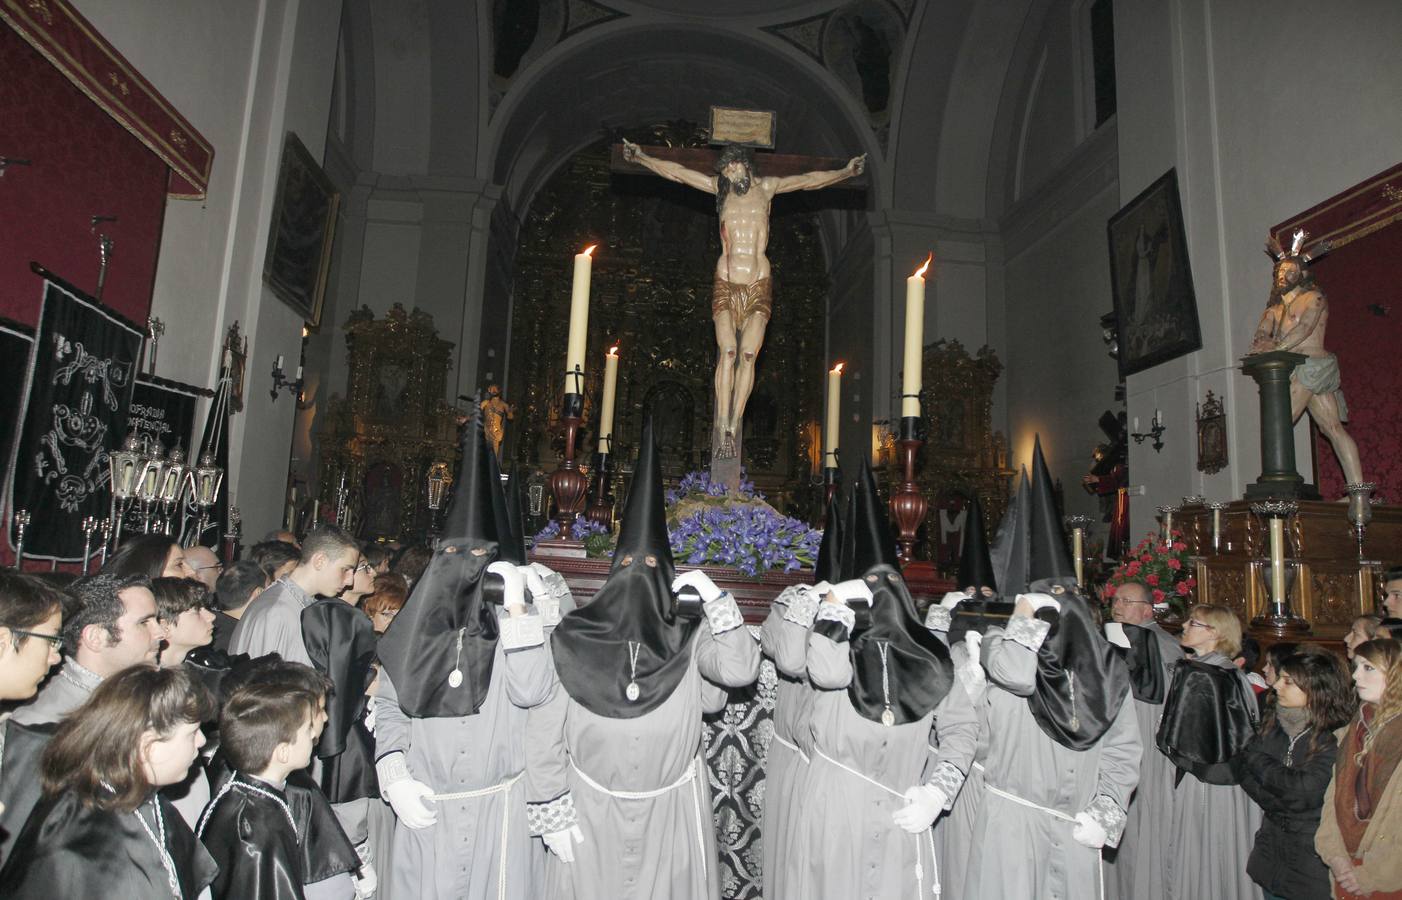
left=316, top=304, right=459, bottom=542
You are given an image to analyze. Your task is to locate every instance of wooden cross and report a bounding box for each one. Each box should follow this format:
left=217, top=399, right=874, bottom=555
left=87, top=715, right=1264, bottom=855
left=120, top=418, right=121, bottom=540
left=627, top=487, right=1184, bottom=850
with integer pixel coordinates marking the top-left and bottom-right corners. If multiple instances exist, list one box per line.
left=609, top=143, right=864, bottom=186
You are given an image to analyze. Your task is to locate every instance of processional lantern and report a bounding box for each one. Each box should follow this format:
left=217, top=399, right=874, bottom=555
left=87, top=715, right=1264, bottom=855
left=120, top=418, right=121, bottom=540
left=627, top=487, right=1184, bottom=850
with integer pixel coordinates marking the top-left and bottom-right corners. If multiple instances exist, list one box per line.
left=193, top=449, right=224, bottom=510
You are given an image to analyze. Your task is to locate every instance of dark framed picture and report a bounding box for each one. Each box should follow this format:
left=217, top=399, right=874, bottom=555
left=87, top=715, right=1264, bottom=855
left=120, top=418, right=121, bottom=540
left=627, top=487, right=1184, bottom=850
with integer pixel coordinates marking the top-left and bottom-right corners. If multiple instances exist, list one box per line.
left=1107, top=168, right=1202, bottom=378
left=263, top=132, right=340, bottom=328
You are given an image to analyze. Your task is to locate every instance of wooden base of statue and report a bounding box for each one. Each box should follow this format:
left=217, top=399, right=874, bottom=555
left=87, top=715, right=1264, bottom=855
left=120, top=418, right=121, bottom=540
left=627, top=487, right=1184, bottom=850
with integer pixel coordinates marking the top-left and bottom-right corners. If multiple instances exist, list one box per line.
left=1177, top=499, right=1399, bottom=642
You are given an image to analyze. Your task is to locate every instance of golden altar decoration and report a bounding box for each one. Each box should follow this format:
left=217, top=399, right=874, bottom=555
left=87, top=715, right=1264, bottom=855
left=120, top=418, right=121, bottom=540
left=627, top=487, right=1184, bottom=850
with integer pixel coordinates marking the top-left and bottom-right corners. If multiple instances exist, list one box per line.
left=317, top=304, right=459, bottom=542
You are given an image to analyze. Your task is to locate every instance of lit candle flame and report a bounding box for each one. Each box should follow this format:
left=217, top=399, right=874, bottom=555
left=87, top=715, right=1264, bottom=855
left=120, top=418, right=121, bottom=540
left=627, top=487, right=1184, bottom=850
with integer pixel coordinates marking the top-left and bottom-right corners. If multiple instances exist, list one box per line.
left=582, top=244, right=597, bottom=257
left=608, top=343, right=620, bottom=357
left=831, top=362, right=844, bottom=374
left=914, top=253, right=932, bottom=279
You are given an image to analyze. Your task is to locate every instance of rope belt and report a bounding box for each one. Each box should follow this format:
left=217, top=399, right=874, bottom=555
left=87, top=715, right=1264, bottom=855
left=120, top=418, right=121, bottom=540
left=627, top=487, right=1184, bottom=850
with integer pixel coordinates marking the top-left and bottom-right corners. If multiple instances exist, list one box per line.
left=982, top=779, right=1104, bottom=900
left=571, top=755, right=708, bottom=882
left=813, top=748, right=940, bottom=899
left=771, top=733, right=811, bottom=764
left=427, top=772, right=523, bottom=900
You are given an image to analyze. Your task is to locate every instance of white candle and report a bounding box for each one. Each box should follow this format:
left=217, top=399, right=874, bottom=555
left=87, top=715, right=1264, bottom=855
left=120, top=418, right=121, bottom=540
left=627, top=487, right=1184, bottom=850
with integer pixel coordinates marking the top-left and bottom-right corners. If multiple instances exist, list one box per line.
left=565, top=245, right=595, bottom=393
left=1133, top=416, right=1140, bottom=432
left=901, top=255, right=931, bottom=418
left=276, top=354, right=284, bottom=371
left=1269, top=517, right=1286, bottom=606
left=599, top=345, right=619, bottom=454
left=825, top=363, right=843, bottom=466
left=1072, top=527, right=1085, bottom=587
left=1155, top=408, right=1162, bottom=425
left=295, top=365, right=303, bottom=380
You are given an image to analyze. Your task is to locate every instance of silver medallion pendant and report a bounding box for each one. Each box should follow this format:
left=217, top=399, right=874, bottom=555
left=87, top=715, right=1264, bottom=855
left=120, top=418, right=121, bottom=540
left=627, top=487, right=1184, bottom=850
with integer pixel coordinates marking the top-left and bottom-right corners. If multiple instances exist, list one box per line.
left=626, top=681, right=640, bottom=702
left=448, top=668, right=463, bottom=688
left=881, top=707, right=895, bottom=727
left=1070, top=715, right=1080, bottom=731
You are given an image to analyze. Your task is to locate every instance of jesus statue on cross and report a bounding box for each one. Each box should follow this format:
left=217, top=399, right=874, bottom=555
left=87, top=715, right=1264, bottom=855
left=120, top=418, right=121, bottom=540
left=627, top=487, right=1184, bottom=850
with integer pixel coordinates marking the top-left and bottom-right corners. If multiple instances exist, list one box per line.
left=621, top=138, right=865, bottom=466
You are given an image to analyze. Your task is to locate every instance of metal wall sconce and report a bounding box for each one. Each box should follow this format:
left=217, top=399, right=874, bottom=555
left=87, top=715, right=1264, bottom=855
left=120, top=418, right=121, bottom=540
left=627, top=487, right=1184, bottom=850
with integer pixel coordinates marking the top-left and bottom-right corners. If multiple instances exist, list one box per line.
left=1131, top=409, right=1166, bottom=453
left=270, top=354, right=303, bottom=402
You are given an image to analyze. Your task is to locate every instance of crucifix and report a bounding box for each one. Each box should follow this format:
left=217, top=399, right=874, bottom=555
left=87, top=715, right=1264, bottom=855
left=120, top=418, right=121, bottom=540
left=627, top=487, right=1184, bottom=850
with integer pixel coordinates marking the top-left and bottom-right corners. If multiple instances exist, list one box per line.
left=611, top=108, right=865, bottom=491
left=91, top=214, right=117, bottom=301
left=147, top=316, right=165, bottom=374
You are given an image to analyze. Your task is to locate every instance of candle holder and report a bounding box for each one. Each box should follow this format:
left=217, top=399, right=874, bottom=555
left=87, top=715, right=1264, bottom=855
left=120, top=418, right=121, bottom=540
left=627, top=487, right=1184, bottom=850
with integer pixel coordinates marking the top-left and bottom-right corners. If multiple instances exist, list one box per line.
left=13, top=509, right=31, bottom=569
left=223, top=507, right=242, bottom=565
left=1181, top=496, right=1205, bottom=555
left=1205, top=500, right=1230, bottom=555
left=1345, top=482, right=1376, bottom=562
left=98, top=518, right=112, bottom=567
left=1249, top=500, right=1310, bottom=635
left=1131, top=413, right=1167, bottom=452
left=1156, top=504, right=1180, bottom=548
left=549, top=392, right=590, bottom=539
left=823, top=462, right=841, bottom=508
left=586, top=451, right=615, bottom=528
left=888, top=416, right=928, bottom=565
left=80, top=516, right=99, bottom=575
left=1064, top=514, right=1094, bottom=588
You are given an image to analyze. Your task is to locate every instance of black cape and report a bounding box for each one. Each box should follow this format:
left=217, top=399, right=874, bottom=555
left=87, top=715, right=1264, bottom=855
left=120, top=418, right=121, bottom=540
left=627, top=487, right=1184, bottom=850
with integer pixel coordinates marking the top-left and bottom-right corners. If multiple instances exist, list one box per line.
left=1025, top=590, right=1131, bottom=750
left=0, top=790, right=217, bottom=899
left=0, top=718, right=56, bottom=868
left=828, top=459, right=954, bottom=726
left=376, top=408, right=502, bottom=717
left=199, top=773, right=306, bottom=900
left=301, top=598, right=378, bottom=802
left=551, top=418, right=699, bottom=718
left=1156, top=658, right=1259, bottom=785
left=1118, top=622, right=1169, bottom=704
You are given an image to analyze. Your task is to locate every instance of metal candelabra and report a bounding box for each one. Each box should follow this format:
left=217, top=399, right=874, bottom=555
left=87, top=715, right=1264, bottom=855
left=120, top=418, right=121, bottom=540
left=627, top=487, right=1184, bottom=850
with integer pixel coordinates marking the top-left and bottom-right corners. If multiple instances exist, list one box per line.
left=548, top=390, right=589, bottom=539
left=888, top=416, right=928, bottom=566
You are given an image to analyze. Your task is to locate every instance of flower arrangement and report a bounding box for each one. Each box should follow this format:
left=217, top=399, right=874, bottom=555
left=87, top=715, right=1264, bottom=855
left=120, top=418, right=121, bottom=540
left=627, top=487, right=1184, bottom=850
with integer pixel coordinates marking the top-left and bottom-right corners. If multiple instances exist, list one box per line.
left=1101, top=530, right=1196, bottom=616
left=664, top=469, right=763, bottom=505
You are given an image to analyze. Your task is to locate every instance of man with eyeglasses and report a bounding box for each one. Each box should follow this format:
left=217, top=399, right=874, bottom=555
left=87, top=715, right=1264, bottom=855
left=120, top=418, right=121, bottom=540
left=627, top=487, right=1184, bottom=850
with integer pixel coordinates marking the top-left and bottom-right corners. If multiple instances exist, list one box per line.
left=1105, top=579, right=1185, bottom=900
left=183, top=544, right=224, bottom=592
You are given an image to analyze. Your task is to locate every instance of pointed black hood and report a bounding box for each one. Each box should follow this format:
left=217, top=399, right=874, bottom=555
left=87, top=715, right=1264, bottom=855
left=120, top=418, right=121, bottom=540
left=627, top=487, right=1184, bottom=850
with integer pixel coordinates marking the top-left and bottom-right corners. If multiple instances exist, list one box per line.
left=991, top=466, right=1031, bottom=595
left=838, top=485, right=858, bottom=581
left=837, top=459, right=954, bottom=726
left=957, top=495, right=997, bottom=596
left=814, top=492, right=844, bottom=585
left=550, top=419, right=698, bottom=718
left=375, top=409, right=500, bottom=717
left=1028, top=435, right=1076, bottom=589
left=1025, top=589, right=1130, bottom=750
left=488, top=453, right=527, bottom=566
left=505, top=465, right=528, bottom=566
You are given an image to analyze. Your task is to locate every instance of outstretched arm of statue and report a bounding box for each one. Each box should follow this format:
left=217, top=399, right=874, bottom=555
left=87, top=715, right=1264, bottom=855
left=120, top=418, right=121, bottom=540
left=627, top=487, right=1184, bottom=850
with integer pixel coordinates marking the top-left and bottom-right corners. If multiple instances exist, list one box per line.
left=772, top=154, right=866, bottom=194
left=621, top=139, right=716, bottom=193
left=1273, top=296, right=1324, bottom=351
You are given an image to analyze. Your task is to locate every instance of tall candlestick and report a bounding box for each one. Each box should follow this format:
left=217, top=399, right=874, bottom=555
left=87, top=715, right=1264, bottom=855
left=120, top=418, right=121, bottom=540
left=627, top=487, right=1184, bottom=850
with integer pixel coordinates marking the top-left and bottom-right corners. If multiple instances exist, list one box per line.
left=901, top=255, right=931, bottom=417
left=1269, top=516, right=1286, bottom=606
left=565, top=245, right=595, bottom=393
left=825, top=363, right=843, bottom=466
left=599, top=345, right=619, bottom=454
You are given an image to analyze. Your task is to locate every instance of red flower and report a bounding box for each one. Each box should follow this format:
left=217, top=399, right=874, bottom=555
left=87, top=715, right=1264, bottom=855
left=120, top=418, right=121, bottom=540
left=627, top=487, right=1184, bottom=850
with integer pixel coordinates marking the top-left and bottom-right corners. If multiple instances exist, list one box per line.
left=1152, top=588, right=1166, bottom=603
left=1172, top=541, right=1187, bottom=552
left=1167, top=558, right=1182, bottom=570
left=1146, top=574, right=1160, bottom=586
left=1126, top=561, right=1141, bottom=576
left=1185, top=577, right=1197, bottom=588
left=1103, top=584, right=1116, bottom=598
left=1176, top=581, right=1191, bottom=596
left=1140, top=554, right=1153, bottom=563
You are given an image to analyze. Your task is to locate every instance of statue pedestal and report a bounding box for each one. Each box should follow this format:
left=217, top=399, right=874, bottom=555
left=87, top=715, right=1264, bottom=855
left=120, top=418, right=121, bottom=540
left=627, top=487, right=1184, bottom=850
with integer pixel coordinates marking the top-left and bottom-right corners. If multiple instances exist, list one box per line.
left=1242, top=350, right=1321, bottom=500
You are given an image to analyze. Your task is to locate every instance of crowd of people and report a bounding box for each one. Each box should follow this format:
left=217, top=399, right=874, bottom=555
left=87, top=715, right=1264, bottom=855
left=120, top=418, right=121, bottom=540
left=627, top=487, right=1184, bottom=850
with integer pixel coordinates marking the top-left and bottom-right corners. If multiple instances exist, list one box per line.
left=0, top=413, right=1399, bottom=900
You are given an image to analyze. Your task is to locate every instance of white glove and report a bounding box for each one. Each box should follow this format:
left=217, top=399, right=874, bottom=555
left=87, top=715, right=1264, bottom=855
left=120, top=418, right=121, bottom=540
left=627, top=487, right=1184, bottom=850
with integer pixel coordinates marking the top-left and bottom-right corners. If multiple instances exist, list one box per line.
left=671, top=569, right=723, bottom=602
left=377, top=754, right=438, bottom=829
left=363, top=700, right=378, bottom=735
left=891, top=783, right=948, bottom=833
left=487, top=561, right=526, bottom=611
left=352, top=842, right=377, bottom=899
left=828, top=578, right=874, bottom=606
left=1017, top=592, right=1062, bottom=613
left=520, top=564, right=550, bottom=602
left=1072, top=810, right=1108, bottom=849
left=808, top=580, right=833, bottom=599
left=543, top=825, right=585, bottom=863
left=939, top=590, right=971, bottom=610
left=1103, top=622, right=1131, bottom=648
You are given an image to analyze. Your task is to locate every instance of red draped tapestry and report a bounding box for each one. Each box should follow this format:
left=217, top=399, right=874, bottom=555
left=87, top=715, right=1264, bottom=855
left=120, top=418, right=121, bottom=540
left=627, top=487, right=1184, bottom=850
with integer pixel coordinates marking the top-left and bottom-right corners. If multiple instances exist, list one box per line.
left=1272, top=161, right=1402, bottom=501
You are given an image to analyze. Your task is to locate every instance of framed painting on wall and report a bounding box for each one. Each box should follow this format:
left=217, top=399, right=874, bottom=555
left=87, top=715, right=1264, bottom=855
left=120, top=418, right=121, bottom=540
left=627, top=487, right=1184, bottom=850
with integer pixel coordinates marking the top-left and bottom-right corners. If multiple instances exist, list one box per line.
left=1107, top=168, right=1202, bottom=378
left=263, top=132, right=339, bottom=328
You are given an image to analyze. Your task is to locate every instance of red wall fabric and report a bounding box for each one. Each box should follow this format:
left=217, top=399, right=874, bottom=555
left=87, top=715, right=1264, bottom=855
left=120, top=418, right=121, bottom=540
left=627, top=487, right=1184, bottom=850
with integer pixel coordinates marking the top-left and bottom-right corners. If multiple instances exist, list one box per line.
left=1308, top=224, right=1402, bottom=501
left=0, top=21, right=167, bottom=326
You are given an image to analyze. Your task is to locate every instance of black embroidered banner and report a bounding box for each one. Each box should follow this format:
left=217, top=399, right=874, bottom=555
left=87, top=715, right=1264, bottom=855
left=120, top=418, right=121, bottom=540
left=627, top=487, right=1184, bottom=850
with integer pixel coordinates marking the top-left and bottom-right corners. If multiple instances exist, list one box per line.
left=130, top=376, right=201, bottom=464
left=6, top=280, right=143, bottom=561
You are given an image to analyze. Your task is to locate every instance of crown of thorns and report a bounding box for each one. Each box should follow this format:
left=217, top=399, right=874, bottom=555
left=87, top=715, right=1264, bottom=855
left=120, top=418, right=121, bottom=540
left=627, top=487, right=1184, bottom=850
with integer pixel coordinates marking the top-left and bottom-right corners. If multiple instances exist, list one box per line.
left=1265, top=228, right=1331, bottom=265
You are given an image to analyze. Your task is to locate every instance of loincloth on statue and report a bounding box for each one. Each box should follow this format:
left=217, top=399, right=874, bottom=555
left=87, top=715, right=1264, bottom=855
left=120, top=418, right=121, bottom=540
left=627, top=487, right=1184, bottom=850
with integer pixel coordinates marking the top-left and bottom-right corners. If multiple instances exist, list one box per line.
left=1294, top=352, right=1348, bottom=422
left=712, top=276, right=773, bottom=331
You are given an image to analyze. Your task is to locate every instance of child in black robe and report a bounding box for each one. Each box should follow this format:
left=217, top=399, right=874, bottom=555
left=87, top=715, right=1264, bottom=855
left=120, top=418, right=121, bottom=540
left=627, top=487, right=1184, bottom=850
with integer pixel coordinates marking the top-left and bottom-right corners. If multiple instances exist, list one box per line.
left=0, top=665, right=218, bottom=898
left=199, top=678, right=323, bottom=899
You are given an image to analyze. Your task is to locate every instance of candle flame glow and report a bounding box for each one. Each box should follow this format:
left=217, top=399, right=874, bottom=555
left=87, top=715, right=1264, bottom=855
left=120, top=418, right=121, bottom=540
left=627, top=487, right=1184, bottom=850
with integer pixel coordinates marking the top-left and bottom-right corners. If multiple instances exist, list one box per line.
left=608, top=343, right=620, bottom=356
left=582, top=244, right=596, bottom=257
left=914, top=253, right=932, bottom=279
left=831, top=362, right=844, bottom=374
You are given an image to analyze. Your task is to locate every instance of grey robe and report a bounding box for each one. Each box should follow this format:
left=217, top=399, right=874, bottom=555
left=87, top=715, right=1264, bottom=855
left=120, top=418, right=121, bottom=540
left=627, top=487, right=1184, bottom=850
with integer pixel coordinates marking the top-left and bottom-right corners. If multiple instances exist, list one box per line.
left=964, top=616, right=1142, bottom=900
left=230, top=576, right=314, bottom=665
left=374, top=610, right=556, bottom=900
left=1108, top=620, right=1185, bottom=900
left=524, top=625, right=760, bottom=900
left=758, top=592, right=816, bottom=900
left=1164, top=651, right=1263, bottom=900
left=793, top=614, right=979, bottom=900
left=931, top=638, right=991, bottom=900
left=10, top=657, right=100, bottom=725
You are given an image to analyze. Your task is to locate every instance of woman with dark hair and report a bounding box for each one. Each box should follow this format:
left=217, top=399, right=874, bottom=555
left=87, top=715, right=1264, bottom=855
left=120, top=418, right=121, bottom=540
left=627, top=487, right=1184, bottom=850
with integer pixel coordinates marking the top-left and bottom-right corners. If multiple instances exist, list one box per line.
left=152, top=577, right=216, bottom=670
left=1263, top=641, right=1302, bottom=689
left=105, top=533, right=195, bottom=580
left=1233, top=646, right=1357, bottom=900
left=0, top=665, right=218, bottom=897
left=1316, top=638, right=1402, bottom=899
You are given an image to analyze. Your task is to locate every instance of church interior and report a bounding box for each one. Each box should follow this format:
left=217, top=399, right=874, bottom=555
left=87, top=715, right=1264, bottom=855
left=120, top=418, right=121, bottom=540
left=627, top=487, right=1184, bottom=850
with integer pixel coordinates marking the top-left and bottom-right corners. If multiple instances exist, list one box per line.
left=3, top=1, right=1402, bottom=898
